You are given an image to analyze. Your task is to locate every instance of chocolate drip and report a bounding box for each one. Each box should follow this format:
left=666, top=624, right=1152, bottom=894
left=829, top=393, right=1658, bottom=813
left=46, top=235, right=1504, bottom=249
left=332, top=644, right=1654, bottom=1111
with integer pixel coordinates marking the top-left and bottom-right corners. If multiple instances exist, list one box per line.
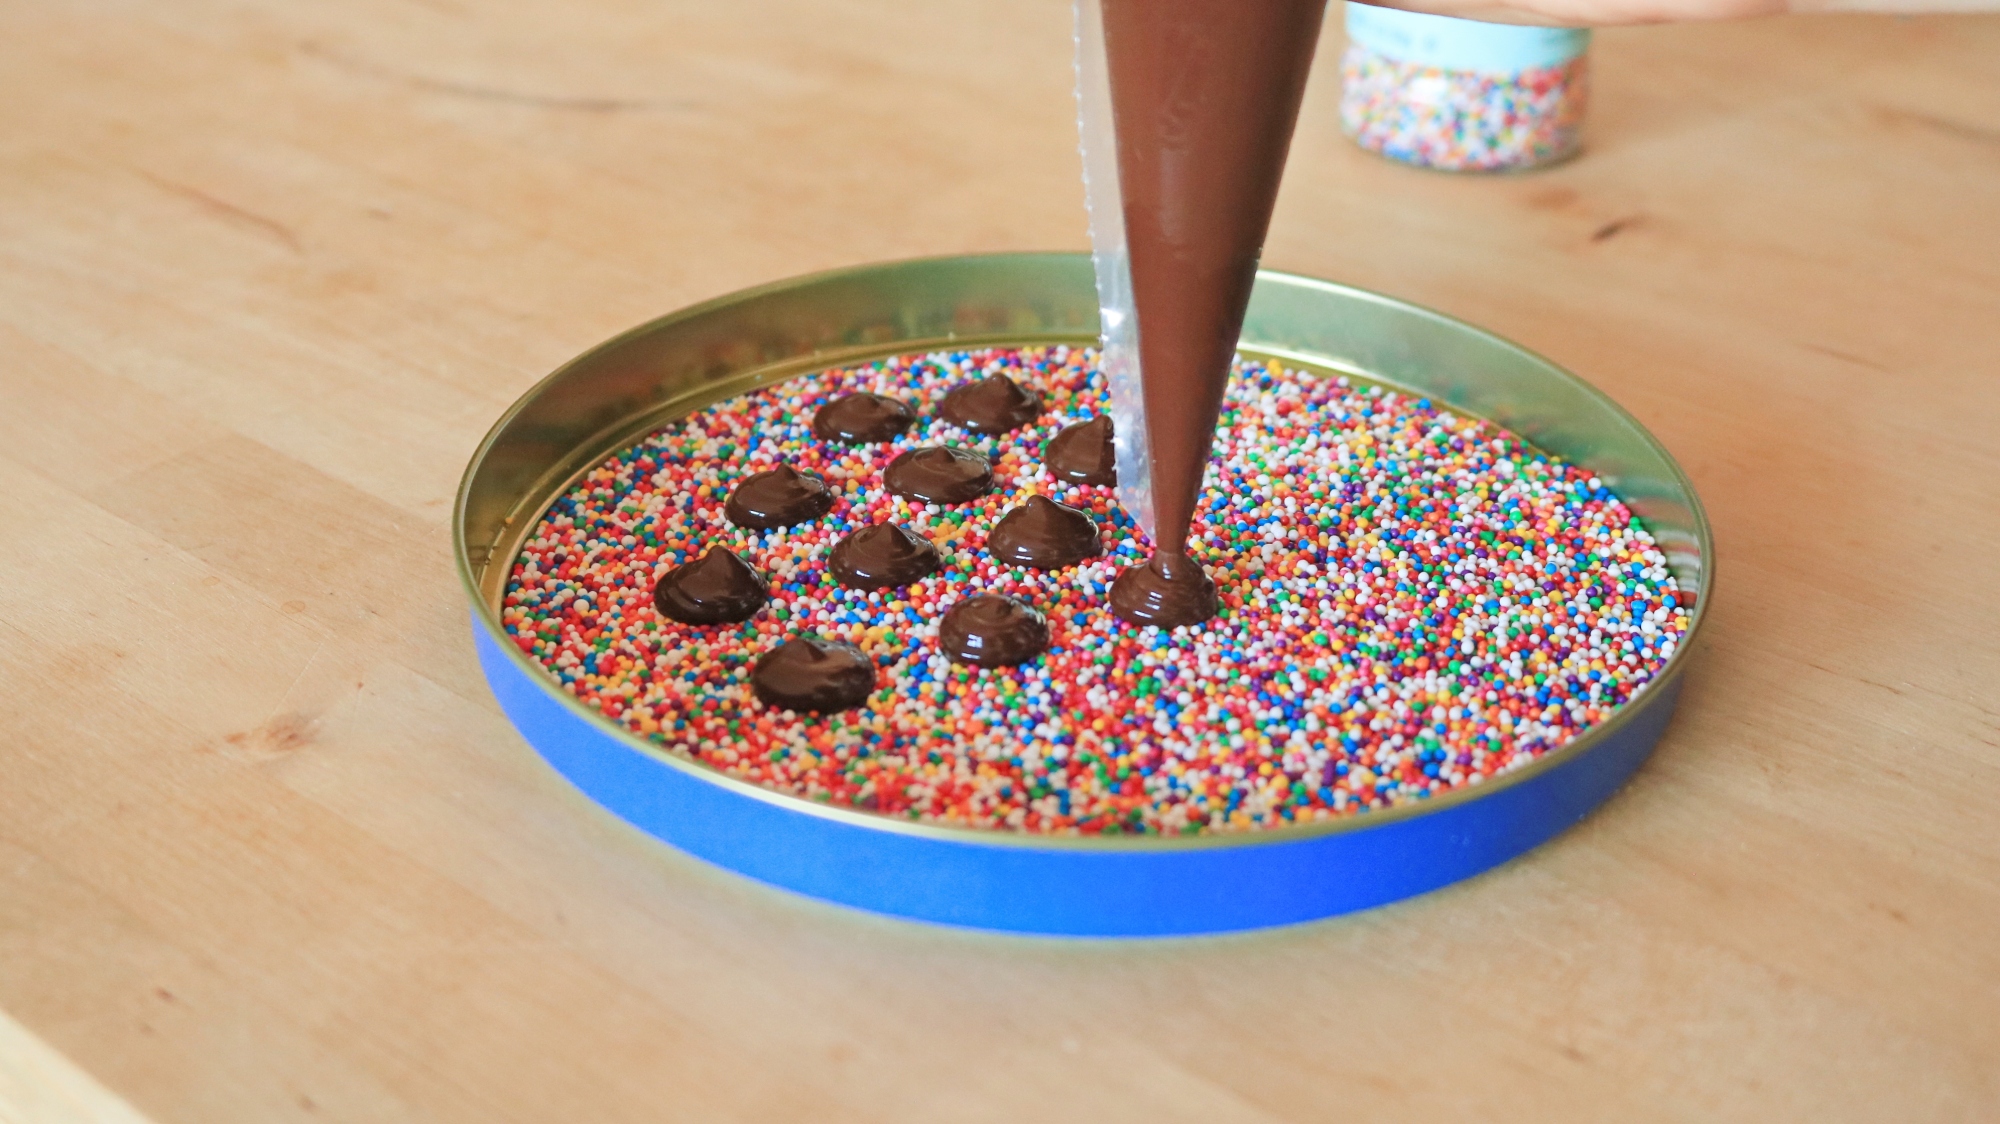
left=884, top=445, right=993, bottom=506
left=751, top=637, right=875, bottom=713
left=827, top=522, right=942, bottom=590
left=939, top=594, right=1050, bottom=668
left=986, top=495, right=1101, bottom=570
left=937, top=374, right=1042, bottom=434
left=814, top=392, right=915, bottom=444
left=1108, top=551, right=1218, bottom=628
left=1043, top=415, right=1117, bottom=486
left=724, top=464, right=835, bottom=529
left=653, top=547, right=769, bottom=625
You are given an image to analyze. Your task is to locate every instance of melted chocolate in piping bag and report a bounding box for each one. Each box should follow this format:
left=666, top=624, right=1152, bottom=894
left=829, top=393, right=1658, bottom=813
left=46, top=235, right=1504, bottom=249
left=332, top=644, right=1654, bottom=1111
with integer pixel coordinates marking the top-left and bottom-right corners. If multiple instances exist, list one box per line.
left=1076, top=0, right=1324, bottom=624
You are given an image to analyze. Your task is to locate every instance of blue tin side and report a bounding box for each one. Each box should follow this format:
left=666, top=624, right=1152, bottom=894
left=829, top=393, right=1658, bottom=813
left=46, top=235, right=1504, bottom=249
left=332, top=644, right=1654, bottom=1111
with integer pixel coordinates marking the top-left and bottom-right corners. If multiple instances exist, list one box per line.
left=475, top=621, right=1676, bottom=937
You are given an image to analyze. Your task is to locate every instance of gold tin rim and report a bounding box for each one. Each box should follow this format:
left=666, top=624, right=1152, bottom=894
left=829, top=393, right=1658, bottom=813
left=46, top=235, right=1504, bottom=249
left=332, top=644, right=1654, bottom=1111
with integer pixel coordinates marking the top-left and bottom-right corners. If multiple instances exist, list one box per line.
left=455, top=252, right=1712, bottom=853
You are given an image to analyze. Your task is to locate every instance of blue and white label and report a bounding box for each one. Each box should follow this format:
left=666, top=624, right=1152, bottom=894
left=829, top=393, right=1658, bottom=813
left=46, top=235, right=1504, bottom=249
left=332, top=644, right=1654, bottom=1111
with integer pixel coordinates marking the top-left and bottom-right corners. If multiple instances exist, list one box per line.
left=1346, top=4, right=1589, bottom=73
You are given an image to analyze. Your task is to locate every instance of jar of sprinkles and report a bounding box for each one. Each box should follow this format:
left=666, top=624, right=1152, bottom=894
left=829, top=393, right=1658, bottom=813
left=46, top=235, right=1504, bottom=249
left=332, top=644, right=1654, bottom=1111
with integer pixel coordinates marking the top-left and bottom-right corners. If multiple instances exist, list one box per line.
left=1340, top=3, right=1590, bottom=172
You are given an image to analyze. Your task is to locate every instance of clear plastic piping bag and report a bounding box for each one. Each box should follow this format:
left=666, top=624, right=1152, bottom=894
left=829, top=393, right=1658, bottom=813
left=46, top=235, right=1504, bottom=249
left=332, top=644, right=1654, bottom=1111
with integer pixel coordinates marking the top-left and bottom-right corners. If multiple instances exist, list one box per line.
left=1073, top=0, right=1155, bottom=544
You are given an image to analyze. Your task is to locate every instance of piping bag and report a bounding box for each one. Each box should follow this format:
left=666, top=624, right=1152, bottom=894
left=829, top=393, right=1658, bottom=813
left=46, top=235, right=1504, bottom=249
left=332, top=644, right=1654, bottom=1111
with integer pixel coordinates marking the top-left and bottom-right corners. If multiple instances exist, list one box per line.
left=1072, top=0, right=1325, bottom=626
left=1073, top=0, right=1153, bottom=544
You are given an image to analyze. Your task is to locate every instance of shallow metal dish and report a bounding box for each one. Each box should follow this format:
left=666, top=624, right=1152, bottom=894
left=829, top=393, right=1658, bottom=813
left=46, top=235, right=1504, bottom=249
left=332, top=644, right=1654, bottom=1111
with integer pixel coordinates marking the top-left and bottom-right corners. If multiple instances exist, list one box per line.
left=455, top=252, right=1711, bottom=937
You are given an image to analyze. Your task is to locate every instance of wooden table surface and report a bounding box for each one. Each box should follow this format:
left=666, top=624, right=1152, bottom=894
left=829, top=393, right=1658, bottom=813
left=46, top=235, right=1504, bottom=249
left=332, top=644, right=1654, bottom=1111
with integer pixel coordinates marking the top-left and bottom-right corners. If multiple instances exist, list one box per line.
left=5, top=1, right=1998, bottom=1121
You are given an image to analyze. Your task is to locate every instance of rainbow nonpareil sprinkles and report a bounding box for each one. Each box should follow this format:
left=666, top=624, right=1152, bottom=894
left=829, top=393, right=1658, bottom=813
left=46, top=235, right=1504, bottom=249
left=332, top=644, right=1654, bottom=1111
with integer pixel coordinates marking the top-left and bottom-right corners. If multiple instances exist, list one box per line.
left=1339, top=46, right=1588, bottom=172
left=501, top=346, right=1688, bottom=836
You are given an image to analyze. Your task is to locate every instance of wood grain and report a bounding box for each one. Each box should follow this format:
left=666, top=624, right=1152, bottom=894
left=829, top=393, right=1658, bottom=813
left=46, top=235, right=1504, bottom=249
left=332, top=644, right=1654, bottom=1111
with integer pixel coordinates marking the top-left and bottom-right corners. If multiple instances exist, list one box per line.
left=2, top=2, right=1997, bottom=1121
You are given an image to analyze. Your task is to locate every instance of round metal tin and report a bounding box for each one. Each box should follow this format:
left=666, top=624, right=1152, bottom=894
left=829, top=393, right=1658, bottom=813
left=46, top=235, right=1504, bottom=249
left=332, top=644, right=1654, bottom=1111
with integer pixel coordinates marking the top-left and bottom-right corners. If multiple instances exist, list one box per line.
left=455, top=253, right=1712, bottom=937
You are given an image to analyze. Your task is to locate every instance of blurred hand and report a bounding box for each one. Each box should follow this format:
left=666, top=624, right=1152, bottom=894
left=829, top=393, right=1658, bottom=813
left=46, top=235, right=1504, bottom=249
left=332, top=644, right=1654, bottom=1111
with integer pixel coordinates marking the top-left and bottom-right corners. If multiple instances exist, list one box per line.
left=1360, top=0, right=1999, bottom=27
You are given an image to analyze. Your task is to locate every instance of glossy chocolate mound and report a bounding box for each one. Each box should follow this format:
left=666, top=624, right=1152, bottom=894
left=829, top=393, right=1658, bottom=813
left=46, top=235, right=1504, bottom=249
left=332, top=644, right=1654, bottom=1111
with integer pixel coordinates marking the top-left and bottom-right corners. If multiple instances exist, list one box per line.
left=937, top=374, right=1042, bottom=435
left=751, top=637, right=875, bottom=713
left=653, top=547, right=769, bottom=625
left=724, top=464, right=835, bottom=529
left=884, top=445, right=992, bottom=506
left=827, top=522, right=941, bottom=590
left=938, top=594, right=1049, bottom=668
left=813, top=391, right=915, bottom=444
left=1042, top=415, right=1117, bottom=486
left=1108, top=551, right=1218, bottom=628
left=986, top=495, right=1100, bottom=570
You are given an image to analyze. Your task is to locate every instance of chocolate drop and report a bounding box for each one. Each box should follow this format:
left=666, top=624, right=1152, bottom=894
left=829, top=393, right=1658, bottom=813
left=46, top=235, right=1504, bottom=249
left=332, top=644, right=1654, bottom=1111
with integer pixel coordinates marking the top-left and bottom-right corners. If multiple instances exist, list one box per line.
left=1043, top=415, right=1117, bottom=486
left=724, top=464, right=835, bottom=529
left=653, top=547, right=768, bottom=625
left=751, top=637, right=875, bottom=713
left=986, top=495, right=1101, bottom=570
left=939, top=594, right=1049, bottom=668
left=827, top=522, right=942, bottom=590
left=1108, top=551, right=1218, bottom=628
left=884, top=445, right=993, bottom=506
left=937, top=374, right=1042, bottom=435
left=814, top=392, right=915, bottom=444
